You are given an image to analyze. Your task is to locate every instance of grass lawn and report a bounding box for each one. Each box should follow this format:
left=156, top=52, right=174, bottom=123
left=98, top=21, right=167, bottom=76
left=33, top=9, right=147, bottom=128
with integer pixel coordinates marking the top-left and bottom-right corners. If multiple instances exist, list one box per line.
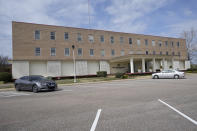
left=55, top=76, right=122, bottom=84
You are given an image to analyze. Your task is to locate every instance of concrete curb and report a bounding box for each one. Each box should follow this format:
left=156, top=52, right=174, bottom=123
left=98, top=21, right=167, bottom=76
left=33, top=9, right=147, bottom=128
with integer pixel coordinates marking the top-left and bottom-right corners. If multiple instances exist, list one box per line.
left=0, top=76, right=151, bottom=91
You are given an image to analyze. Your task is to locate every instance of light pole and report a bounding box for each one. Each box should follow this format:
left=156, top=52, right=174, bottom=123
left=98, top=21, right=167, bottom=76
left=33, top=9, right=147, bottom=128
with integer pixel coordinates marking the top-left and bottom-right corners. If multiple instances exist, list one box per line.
left=72, top=45, right=76, bottom=83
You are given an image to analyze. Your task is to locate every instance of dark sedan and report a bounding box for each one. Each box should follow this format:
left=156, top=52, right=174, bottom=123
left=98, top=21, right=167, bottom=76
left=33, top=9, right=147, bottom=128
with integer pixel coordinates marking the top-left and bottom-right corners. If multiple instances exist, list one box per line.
left=15, top=75, right=58, bottom=93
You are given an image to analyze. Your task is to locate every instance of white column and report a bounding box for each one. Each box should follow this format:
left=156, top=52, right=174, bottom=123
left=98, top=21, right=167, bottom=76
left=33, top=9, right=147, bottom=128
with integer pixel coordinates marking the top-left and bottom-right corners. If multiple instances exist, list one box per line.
left=130, top=58, right=134, bottom=73
left=142, top=58, right=145, bottom=72
left=153, top=58, right=156, bottom=72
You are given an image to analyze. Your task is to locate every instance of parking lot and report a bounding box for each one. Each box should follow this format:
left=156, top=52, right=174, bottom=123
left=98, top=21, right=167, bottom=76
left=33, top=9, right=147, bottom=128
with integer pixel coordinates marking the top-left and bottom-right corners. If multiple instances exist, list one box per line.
left=0, top=74, right=197, bottom=131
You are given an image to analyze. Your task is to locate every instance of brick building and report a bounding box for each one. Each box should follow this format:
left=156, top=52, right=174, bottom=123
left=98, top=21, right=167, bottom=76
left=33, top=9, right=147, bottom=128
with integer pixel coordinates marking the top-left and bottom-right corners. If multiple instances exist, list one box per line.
left=12, top=21, right=190, bottom=78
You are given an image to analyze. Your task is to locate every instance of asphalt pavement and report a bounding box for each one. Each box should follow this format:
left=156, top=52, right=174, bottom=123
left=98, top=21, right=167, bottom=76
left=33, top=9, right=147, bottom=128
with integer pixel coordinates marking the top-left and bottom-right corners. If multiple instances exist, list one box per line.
left=0, top=74, right=197, bottom=131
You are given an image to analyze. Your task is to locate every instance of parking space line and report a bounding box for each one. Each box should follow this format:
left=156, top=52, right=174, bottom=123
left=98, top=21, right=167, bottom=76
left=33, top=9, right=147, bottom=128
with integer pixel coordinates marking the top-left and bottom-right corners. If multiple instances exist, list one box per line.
left=158, top=99, right=197, bottom=125
left=90, top=109, right=102, bottom=131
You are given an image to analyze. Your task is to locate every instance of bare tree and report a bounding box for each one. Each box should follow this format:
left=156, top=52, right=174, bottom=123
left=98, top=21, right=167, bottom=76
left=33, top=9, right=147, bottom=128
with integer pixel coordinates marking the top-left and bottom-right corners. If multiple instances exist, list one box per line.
left=181, top=27, right=197, bottom=61
left=0, top=55, right=9, bottom=68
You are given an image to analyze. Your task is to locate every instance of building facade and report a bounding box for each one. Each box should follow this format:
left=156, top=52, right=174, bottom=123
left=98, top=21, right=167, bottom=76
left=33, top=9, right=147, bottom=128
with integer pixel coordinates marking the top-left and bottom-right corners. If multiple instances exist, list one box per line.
left=12, top=21, right=190, bottom=79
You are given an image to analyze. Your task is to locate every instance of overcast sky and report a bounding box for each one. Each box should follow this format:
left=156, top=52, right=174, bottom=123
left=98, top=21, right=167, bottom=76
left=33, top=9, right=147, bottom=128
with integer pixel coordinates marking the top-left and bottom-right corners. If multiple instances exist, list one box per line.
left=0, top=0, right=197, bottom=61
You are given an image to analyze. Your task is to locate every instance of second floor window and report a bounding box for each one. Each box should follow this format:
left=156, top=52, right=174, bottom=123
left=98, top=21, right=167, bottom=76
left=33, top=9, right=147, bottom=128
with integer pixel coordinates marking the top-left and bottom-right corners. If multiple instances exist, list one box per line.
left=65, top=48, right=70, bottom=56
left=51, top=48, right=56, bottom=56
left=88, top=35, right=94, bottom=43
left=160, top=51, right=162, bottom=55
left=121, top=50, right=125, bottom=56
left=110, top=36, right=114, bottom=44
left=146, top=51, right=148, bottom=55
left=90, top=49, right=94, bottom=56
left=111, top=49, right=115, bottom=56
left=101, top=49, right=105, bottom=56
left=50, top=32, right=55, bottom=40
left=172, top=52, right=175, bottom=56
left=120, top=37, right=124, bottom=44
left=64, top=32, right=69, bottom=40
left=178, top=52, right=181, bottom=56
left=166, top=51, right=168, bottom=55
left=78, top=48, right=82, bottom=56
left=145, top=39, right=148, bottom=46
left=100, top=35, right=104, bottom=43
left=35, top=47, right=40, bottom=56
left=153, top=51, right=156, bottom=55
left=35, top=30, right=40, bottom=40
left=77, top=33, right=82, bottom=42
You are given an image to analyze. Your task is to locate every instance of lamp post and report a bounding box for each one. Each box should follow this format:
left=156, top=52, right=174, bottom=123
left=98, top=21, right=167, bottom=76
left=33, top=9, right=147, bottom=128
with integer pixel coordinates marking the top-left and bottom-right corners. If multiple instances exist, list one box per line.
left=72, top=45, right=76, bottom=83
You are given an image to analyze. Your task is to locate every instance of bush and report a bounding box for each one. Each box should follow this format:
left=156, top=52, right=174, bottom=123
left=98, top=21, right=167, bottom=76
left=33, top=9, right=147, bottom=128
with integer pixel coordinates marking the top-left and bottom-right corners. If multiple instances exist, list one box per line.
left=97, top=71, right=107, bottom=77
left=115, top=72, right=124, bottom=78
left=122, top=74, right=128, bottom=79
left=0, top=72, right=12, bottom=82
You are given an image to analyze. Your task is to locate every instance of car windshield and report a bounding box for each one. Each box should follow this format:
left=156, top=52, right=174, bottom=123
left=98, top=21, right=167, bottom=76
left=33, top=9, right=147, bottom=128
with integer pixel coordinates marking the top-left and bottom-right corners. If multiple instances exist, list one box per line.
left=29, top=76, right=46, bottom=81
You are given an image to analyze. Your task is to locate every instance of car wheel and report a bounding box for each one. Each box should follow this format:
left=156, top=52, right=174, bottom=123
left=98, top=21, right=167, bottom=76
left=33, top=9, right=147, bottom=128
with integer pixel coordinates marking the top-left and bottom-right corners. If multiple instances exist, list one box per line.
left=32, top=85, right=38, bottom=93
left=154, top=75, right=159, bottom=79
left=15, top=84, right=21, bottom=91
left=174, top=75, right=179, bottom=79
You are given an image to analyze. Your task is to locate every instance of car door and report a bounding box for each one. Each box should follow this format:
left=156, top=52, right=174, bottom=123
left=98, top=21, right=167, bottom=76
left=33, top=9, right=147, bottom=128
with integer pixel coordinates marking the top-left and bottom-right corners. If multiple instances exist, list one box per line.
left=160, top=71, right=167, bottom=78
left=19, top=76, right=29, bottom=90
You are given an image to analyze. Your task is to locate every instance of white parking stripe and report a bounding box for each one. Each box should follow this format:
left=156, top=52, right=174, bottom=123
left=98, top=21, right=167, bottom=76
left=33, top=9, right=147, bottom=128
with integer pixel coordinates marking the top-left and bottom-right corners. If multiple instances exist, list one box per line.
left=158, top=99, right=197, bottom=125
left=0, top=91, right=30, bottom=98
left=90, top=109, right=102, bottom=131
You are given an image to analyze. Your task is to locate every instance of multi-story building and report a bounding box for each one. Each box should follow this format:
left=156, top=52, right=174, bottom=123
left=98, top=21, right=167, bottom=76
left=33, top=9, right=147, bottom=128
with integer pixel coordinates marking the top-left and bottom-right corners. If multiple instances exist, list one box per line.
left=12, top=21, right=190, bottom=79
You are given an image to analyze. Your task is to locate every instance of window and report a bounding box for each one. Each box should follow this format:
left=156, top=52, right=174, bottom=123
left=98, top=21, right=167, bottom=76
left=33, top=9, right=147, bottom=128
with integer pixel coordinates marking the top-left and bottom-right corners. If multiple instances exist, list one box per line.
left=177, top=42, right=180, bottom=47
left=78, top=48, right=82, bottom=56
left=35, top=47, right=41, bottom=56
left=120, top=37, right=124, bottom=44
left=129, top=38, right=132, bottom=45
left=77, top=33, right=82, bottom=42
left=101, top=49, right=105, bottom=56
left=50, top=32, right=55, bottom=40
left=160, top=51, right=162, bottom=55
left=20, top=76, right=29, bottom=80
left=65, top=48, right=70, bottom=56
left=171, top=41, right=174, bottom=47
left=64, top=32, right=69, bottom=40
left=153, top=51, right=156, bottom=55
left=100, top=35, right=104, bottom=43
left=165, top=41, right=168, bottom=47
left=110, top=36, right=114, bottom=44
left=137, top=39, right=140, bottom=45
left=90, top=49, right=94, bottom=56
left=146, top=51, right=148, bottom=55
left=172, top=52, right=175, bottom=56
left=88, top=35, right=94, bottom=43
left=159, top=41, right=162, bottom=47
left=51, top=48, right=56, bottom=56
left=111, top=49, right=115, bottom=56
left=152, top=40, right=155, bottom=46
left=35, top=30, right=40, bottom=40
left=121, top=50, right=125, bottom=56
left=178, top=52, right=181, bottom=56
left=145, top=39, right=148, bottom=46
left=166, top=51, right=168, bottom=55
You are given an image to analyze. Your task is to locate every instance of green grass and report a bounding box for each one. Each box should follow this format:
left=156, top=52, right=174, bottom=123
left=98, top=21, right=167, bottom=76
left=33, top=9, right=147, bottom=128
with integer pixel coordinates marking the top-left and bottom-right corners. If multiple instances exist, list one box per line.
left=55, top=76, right=122, bottom=84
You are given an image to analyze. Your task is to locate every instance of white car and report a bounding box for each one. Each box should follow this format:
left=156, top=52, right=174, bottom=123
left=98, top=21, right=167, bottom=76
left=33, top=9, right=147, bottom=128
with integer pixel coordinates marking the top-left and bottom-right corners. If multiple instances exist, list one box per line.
left=152, top=70, right=185, bottom=79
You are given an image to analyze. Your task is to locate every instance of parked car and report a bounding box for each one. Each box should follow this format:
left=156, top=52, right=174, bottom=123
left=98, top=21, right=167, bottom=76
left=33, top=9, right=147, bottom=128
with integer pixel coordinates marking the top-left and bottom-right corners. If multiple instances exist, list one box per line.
left=152, top=70, right=185, bottom=79
left=15, top=75, right=57, bottom=93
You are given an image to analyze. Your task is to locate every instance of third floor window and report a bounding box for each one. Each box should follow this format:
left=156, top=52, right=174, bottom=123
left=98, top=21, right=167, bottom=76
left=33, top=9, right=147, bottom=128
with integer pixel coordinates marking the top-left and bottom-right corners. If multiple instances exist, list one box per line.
left=77, top=33, right=82, bottom=42
left=88, top=35, right=94, bottom=43
left=50, top=32, right=55, bottom=40
left=110, top=36, right=114, bottom=44
left=145, top=39, right=148, bottom=46
left=100, top=35, right=104, bottom=43
left=120, top=37, right=124, bottom=44
left=64, top=32, right=69, bottom=40
left=129, top=38, right=132, bottom=45
left=35, top=30, right=40, bottom=40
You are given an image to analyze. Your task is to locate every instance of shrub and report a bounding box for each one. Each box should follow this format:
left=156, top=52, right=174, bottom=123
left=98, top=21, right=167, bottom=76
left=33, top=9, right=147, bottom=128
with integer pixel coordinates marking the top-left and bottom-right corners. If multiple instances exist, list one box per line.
left=115, top=72, right=124, bottom=78
left=0, top=72, right=12, bottom=83
left=97, top=71, right=107, bottom=77
left=122, top=74, right=128, bottom=79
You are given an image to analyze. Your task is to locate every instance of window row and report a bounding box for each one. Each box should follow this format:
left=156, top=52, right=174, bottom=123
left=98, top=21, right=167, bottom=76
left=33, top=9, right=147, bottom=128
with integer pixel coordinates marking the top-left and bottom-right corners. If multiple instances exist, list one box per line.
left=35, top=47, right=181, bottom=57
left=34, top=30, right=180, bottom=47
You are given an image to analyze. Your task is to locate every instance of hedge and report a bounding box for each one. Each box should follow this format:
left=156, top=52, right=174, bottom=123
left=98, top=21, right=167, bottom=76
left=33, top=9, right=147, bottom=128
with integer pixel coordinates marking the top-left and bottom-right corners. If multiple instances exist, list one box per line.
left=0, top=72, right=12, bottom=82
left=97, top=71, right=107, bottom=77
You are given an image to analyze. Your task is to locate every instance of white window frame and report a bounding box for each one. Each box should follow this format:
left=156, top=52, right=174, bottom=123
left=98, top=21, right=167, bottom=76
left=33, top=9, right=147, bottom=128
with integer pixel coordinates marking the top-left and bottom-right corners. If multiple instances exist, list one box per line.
left=101, top=49, right=105, bottom=56
left=90, top=49, right=94, bottom=56
left=50, top=32, right=55, bottom=40
left=78, top=48, right=82, bottom=56
left=88, top=34, right=94, bottom=43
left=50, top=48, right=56, bottom=56
left=64, top=48, right=70, bottom=56
left=35, top=47, right=41, bottom=56
left=137, top=39, right=141, bottom=46
left=152, top=40, right=155, bottom=46
left=35, top=30, right=40, bottom=40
